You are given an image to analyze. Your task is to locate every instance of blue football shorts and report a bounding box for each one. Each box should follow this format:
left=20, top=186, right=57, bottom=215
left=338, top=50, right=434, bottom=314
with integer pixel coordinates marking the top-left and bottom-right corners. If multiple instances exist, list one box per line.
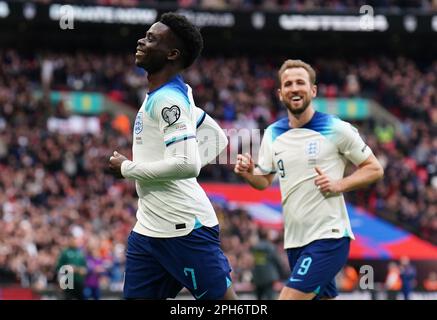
left=285, top=237, right=350, bottom=299
left=123, top=225, right=232, bottom=300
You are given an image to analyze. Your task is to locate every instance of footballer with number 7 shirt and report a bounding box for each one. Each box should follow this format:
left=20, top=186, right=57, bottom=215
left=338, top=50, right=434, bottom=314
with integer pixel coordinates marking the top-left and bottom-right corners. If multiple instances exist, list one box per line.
left=109, top=12, right=237, bottom=301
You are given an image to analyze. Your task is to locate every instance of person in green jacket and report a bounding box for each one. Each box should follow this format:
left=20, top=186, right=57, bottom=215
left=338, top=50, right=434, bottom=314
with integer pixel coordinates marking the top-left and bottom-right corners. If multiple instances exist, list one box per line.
left=56, top=235, right=87, bottom=300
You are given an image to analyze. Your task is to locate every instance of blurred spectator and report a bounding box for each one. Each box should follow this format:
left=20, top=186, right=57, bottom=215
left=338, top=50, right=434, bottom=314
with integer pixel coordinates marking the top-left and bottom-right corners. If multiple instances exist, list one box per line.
left=385, top=262, right=402, bottom=300
left=112, top=114, right=131, bottom=137
left=108, top=243, right=126, bottom=292
left=423, top=272, right=437, bottom=291
left=250, top=228, right=287, bottom=300
left=83, top=241, right=107, bottom=300
left=399, top=256, right=417, bottom=300
left=374, top=122, right=395, bottom=146
left=55, top=236, right=87, bottom=300
left=336, top=265, right=359, bottom=292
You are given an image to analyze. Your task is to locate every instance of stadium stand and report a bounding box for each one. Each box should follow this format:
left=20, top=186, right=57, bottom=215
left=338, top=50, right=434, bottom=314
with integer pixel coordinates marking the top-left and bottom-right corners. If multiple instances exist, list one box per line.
left=0, top=49, right=435, bottom=298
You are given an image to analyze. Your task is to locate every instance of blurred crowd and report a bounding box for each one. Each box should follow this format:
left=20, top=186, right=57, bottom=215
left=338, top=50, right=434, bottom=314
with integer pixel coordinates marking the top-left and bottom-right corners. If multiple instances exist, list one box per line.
left=0, top=49, right=436, bottom=297
left=27, top=0, right=437, bottom=11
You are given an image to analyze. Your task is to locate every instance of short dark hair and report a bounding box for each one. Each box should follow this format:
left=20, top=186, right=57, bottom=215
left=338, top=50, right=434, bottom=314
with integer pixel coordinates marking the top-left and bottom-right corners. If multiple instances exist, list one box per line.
left=160, top=12, right=203, bottom=69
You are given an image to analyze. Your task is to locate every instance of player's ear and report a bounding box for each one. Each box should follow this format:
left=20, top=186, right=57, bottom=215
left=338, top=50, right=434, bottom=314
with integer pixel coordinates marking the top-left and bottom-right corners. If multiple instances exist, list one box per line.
left=167, top=48, right=180, bottom=62
left=277, top=88, right=283, bottom=102
left=311, top=84, right=317, bottom=98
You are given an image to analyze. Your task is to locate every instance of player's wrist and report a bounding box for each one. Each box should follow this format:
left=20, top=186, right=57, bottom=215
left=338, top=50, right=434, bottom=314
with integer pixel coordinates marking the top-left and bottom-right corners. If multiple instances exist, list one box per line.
left=237, top=170, right=250, bottom=179
left=334, top=179, right=344, bottom=193
left=120, top=160, right=131, bottom=178
left=243, top=167, right=256, bottom=177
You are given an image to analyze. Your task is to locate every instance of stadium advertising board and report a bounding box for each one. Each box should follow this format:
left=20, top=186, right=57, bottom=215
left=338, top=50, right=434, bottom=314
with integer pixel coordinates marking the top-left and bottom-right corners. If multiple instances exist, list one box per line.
left=1, top=1, right=437, bottom=34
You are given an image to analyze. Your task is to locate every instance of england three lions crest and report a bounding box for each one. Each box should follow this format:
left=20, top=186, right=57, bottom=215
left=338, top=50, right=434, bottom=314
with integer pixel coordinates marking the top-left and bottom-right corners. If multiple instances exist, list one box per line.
left=134, top=112, right=143, bottom=135
left=306, top=140, right=320, bottom=157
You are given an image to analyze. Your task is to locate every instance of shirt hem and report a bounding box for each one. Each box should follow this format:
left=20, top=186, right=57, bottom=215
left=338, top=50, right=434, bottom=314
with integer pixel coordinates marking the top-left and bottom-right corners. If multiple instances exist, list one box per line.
left=284, top=233, right=355, bottom=250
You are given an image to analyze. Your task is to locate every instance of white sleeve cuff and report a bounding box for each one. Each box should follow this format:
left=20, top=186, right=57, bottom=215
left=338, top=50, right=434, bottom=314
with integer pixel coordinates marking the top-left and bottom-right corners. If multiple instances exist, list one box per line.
left=120, top=160, right=132, bottom=178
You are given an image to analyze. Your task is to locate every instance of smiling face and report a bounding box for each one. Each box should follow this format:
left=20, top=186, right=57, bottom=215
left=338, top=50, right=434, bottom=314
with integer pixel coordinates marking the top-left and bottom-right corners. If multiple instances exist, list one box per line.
left=278, top=67, right=317, bottom=116
left=135, top=22, right=174, bottom=73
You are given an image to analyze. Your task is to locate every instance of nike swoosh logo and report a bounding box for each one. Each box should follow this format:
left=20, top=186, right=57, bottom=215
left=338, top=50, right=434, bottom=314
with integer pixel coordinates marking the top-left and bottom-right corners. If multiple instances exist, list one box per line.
left=195, top=290, right=208, bottom=299
left=289, top=278, right=303, bottom=282
left=274, top=151, right=286, bottom=156
left=361, top=145, right=368, bottom=153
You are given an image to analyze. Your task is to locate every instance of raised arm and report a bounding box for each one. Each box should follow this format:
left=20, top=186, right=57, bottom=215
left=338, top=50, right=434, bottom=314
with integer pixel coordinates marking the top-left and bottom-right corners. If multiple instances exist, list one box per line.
left=234, top=153, right=275, bottom=190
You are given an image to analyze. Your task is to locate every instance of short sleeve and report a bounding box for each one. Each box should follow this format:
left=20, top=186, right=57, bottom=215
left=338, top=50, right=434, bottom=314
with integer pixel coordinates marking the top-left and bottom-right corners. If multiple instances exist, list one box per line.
left=148, top=91, right=196, bottom=147
left=257, top=127, right=276, bottom=174
left=333, top=119, right=373, bottom=166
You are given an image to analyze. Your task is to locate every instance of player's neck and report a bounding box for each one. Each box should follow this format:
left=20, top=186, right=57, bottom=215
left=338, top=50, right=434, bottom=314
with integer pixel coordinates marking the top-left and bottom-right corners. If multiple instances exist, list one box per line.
left=147, top=66, right=181, bottom=92
left=288, top=106, right=315, bottom=128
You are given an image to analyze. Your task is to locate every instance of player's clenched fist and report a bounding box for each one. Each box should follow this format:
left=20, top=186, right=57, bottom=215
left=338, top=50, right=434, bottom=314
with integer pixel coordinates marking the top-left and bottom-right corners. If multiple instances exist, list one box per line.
left=234, top=153, right=254, bottom=176
left=314, top=166, right=341, bottom=194
left=109, top=151, right=128, bottom=179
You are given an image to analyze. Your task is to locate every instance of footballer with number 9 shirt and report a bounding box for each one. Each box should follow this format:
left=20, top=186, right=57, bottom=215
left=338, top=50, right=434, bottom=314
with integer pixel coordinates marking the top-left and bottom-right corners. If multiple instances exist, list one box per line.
left=235, top=59, right=384, bottom=300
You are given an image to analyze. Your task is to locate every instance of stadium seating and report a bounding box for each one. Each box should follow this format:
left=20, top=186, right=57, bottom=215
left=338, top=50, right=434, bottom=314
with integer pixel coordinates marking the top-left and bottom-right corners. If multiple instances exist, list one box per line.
left=0, top=49, right=435, bottom=296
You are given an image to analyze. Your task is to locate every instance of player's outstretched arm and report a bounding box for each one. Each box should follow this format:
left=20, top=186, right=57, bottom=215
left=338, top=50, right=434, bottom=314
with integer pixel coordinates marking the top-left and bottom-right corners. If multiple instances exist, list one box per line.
left=234, top=153, right=275, bottom=190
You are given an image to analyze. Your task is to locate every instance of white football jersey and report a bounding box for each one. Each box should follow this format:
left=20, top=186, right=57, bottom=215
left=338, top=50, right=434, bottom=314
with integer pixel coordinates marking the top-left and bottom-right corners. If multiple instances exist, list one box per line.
left=258, top=111, right=373, bottom=249
left=189, top=85, right=228, bottom=167
left=130, top=75, right=220, bottom=237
